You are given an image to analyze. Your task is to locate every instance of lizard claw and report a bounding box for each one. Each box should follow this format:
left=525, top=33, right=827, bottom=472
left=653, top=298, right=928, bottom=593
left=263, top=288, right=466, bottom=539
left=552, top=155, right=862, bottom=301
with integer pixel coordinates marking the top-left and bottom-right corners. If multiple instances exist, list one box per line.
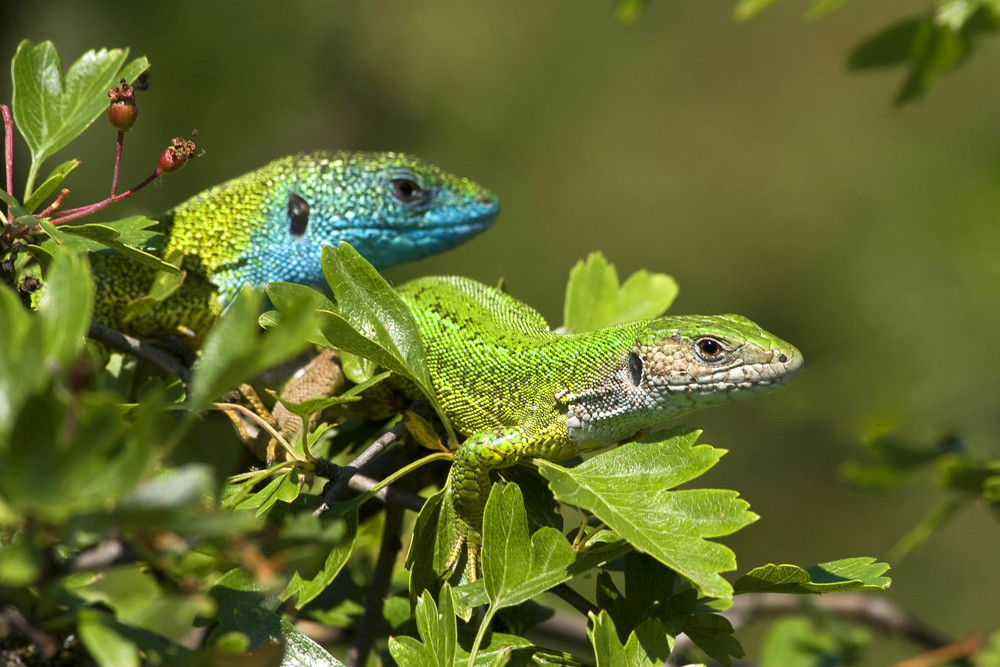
left=442, top=523, right=481, bottom=582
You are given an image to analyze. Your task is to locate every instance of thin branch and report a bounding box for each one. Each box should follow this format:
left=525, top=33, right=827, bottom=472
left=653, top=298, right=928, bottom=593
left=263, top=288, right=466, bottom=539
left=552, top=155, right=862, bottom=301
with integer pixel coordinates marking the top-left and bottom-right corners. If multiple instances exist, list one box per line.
left=0, top=605, right=60, bottom=657
left=36, top=188, right=70, bottom=218
left=88, top=320, right=191, bottom=384
left=894, top=636, right=987, bottom=667
left=345, top=503, right=405, bottom=667
left=346, top=471, right=426, bottom=512
left=314, top=419, right=408, bottom=517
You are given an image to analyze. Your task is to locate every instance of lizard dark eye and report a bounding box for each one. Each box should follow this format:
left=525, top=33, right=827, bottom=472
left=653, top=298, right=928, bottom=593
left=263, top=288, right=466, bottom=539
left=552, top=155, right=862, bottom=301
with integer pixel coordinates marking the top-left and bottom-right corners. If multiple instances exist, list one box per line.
left=627, top=351, right=643, bottom=386
left=288, top=192, right=310, bottom=237
left=392, top=178, right=423, bottom=203
left=695, top=338, right=725, bottom=362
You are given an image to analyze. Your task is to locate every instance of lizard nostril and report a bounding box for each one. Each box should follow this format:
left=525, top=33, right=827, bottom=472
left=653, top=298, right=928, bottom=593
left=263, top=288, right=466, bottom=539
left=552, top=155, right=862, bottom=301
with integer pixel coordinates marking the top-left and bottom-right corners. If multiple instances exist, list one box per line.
left=778, top=354, right=788, bottom=363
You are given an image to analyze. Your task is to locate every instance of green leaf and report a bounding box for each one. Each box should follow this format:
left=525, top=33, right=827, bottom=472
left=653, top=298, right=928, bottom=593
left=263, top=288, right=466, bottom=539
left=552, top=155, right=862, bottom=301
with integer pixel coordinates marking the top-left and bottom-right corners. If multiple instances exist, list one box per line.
left=415, top=586, right=456, bottom=666
left=266, top=281, right=335, bottom=314
left=405, top=487, right=452, bottom=607
left=848, top=10, right=998, bottom=105
left=37, top=248, right=93, bottom=367
left=537, top=429, right=757, bottom=599
left=188, top=287, right=320, bottom=411
left=77, top=608, right=140, bottom=667
left=1, top=391, right=159, bottom=522
left=937, top=0, right=981, bottom=31
left=311, top=243, right=455, bottom=442
left=588, top=611, right=672, bottom=667
left=11, top=40, right=149, bottom=194
left=278, top=616, right=345, bottom=667
left=53, top=221, right=179, bottom=273
left=208, top=570, right=284, bottom=652
left=481, top=483, right=576, bottom=610
left=281, top=507, right=358, bottom=608
left=683, top=612, right=743, bottom=666
left=733, top=557, right=891, bottom=594
left=0, top=542, right=42, bottom=587
left=595, top=553, right=695, bottom=638
left=22, top=158, right=79, bottom=213
left=234, top=469, right=300, bottom=516
left=974, top=632, right=1000, bottom=667
left=454, top=538, right=633, bottom=614
left=562, top=251, right=677, bottom=332
left=848, top=17, right=924, bottom=70
left=0, top=248, right=92, bottom=444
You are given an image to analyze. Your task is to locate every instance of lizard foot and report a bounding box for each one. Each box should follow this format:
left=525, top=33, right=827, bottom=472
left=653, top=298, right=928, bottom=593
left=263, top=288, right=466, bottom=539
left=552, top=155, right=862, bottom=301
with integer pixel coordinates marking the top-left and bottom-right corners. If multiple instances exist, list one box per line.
left=442, top=522, right=481, bottom=582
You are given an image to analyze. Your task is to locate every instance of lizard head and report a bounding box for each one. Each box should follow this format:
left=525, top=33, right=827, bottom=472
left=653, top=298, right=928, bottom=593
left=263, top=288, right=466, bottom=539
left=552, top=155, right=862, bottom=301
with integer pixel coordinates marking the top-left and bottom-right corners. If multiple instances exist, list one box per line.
left=565, top=314, right=802, bottom=445
left=632, top=313, right=803, bottom=413
left=267, top=151, right=499, bottom=284
left=166, top=151, right=499, bottom=305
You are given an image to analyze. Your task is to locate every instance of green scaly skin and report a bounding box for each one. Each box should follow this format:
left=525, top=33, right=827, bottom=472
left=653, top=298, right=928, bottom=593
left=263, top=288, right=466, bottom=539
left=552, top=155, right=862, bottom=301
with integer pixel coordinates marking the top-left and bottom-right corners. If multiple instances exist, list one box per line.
left=396, top=276, right=804, bottom=581
left=92, top=151, right=498, bottom=344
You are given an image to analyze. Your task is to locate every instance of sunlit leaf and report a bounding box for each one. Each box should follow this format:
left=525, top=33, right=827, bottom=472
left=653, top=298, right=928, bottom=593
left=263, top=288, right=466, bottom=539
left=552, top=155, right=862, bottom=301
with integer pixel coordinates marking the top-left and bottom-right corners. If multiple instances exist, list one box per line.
left=562, top=251, right=677, bottom=332
left=538, top=429, right=756, bottom=599
left=11, top=40, right=149, bottom=193
left=734, top=557, right=891, bottom=594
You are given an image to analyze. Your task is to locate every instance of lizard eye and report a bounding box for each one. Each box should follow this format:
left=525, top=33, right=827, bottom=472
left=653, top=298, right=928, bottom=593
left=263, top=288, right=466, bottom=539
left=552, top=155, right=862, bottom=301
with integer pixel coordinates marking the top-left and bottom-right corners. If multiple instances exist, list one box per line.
left=392, top=178, right=423, bottom=203
left=694, top=338, right=726, bottom=363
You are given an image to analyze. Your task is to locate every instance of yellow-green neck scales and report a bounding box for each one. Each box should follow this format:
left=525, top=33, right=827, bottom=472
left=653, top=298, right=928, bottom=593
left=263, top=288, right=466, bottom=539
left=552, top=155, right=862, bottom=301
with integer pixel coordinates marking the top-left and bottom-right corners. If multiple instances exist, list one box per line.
left=93, top=151, right=498, bottom=342
left=396, top=276, right=803, bottom=579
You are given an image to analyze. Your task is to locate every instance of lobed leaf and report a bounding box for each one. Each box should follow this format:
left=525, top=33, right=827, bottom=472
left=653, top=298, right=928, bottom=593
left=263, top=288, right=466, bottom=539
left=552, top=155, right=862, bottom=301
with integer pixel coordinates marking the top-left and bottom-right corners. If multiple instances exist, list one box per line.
left=562, top=251, right=677, bottom=332
left=734, top=557, right=891, bottom=594
left=481, top=484, right=577, bottom=611
left=11, top=40, right=149, bottom=191
left=538, top=428, right=757, bottom=599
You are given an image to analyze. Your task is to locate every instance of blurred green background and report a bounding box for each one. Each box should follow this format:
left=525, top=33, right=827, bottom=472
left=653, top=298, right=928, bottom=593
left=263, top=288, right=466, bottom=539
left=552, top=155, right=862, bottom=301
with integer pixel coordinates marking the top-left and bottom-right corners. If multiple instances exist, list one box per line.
left=3, top=0, right=998, bottom=649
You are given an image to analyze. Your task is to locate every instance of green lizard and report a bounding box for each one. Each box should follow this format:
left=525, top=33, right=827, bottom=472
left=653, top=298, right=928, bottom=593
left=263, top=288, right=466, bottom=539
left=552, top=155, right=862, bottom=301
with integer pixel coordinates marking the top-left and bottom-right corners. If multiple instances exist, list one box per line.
left=91, top=151, right=498, bottom=344
left=395, top=275, right=803, bottom=580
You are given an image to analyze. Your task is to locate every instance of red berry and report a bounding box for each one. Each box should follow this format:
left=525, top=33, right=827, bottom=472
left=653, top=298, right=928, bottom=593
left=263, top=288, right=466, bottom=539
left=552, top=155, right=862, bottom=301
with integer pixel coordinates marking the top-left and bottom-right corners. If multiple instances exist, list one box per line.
left=107, top=80, right=138, bottom=131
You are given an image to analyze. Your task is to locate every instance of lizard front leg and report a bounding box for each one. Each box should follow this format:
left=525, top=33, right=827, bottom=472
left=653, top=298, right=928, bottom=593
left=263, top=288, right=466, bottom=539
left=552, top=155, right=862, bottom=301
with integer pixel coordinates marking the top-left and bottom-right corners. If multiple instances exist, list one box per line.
left=444, top=426, right=536, bottom=582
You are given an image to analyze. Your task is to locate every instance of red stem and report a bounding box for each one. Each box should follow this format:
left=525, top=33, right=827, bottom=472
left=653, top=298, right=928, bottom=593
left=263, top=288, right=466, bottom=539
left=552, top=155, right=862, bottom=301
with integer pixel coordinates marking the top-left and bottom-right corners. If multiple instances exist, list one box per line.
left=37, top=189, right=71, bottom=218
left=47, top=168, right=162, bottom=225
left=2, top=105, right=13, bottom=228
left=111, top=129, right=124, bottom=196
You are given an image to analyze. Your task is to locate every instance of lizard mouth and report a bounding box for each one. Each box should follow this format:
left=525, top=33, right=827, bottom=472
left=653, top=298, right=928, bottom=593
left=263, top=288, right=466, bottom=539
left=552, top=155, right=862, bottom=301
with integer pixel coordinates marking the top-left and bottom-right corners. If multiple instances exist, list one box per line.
left=654, top=350, right=804, bottom=396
